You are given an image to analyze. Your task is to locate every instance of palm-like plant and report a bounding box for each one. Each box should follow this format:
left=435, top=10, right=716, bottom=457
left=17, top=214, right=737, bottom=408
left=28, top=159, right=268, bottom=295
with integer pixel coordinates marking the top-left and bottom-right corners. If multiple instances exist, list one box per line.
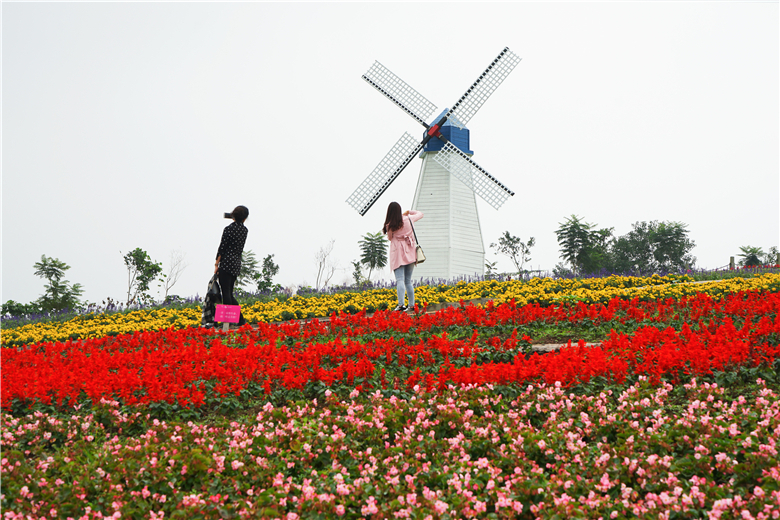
left=738, top=246, right=765, bottom=267
left=33, top=255, right=84, bottom=312
left=555, top=215, right=601, bottom=275
left=359, top=232, right=388, bottom=280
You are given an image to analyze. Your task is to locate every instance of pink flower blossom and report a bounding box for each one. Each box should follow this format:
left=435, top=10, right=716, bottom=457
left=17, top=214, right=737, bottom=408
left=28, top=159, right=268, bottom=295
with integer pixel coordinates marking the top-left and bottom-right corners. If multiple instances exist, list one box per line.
left=434, top=500, right=448, bottom=514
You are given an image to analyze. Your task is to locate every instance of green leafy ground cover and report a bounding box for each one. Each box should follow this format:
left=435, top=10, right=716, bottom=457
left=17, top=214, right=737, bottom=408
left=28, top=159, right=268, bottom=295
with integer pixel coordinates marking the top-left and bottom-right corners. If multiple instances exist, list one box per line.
left=2, top=370, right=779, bottom=519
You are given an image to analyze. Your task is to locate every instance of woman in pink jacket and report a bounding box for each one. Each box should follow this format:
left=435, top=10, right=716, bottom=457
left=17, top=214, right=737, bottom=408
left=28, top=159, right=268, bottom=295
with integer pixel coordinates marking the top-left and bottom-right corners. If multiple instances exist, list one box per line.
left=383, top=202, right=423, bottom=312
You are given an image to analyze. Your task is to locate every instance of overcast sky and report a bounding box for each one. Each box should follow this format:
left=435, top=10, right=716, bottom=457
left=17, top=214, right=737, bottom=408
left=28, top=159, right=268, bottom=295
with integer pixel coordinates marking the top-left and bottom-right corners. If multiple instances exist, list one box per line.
left=2, top=1, right=778, bottom=305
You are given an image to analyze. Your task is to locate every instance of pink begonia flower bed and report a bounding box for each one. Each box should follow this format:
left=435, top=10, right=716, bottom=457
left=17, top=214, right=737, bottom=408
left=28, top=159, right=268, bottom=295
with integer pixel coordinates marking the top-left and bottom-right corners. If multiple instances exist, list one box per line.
left=2, top=377, right=779, bottom=519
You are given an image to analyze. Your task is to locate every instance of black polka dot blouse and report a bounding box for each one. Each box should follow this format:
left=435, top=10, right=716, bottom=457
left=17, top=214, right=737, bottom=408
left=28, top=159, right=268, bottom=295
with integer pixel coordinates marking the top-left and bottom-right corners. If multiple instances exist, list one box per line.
left=216, top=222, right=248, bottom=277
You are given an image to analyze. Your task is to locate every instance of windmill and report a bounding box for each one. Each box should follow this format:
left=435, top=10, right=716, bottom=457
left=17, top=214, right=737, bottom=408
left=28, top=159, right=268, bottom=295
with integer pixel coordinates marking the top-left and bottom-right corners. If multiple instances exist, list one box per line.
left=346, top=47, right=521, bottom=280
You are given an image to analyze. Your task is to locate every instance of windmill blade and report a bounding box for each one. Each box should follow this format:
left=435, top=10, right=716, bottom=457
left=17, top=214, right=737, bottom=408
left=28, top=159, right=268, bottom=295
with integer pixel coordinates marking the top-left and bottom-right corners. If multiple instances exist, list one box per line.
left=432, top=141, right=514, bottom=210
left=347, top=132, right=424, bottom=216
left=363, top=61, right=439, bottom=128
left=445, top=47, right=521, bottom=129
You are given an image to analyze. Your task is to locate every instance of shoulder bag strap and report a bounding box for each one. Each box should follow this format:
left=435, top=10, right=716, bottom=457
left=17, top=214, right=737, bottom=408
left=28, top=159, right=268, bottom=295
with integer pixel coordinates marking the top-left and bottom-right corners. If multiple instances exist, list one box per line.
left=409, top=215, right=420, bottom=245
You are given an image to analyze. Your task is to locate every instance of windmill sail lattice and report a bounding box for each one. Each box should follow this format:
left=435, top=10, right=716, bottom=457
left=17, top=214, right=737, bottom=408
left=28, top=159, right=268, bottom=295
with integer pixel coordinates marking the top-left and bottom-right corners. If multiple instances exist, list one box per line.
left=362, top=62, right=439, bottom=127
left=346, top=133, right=424, bottom=216
left=445, top=48, right=521, bottom=129
left=432, top=142, right=514, bottom=210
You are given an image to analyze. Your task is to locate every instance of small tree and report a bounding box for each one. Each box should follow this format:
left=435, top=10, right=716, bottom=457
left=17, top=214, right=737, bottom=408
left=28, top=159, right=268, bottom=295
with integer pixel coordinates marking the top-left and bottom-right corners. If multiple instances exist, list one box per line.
left=738, top=246, right=765, bottom=267
left=767, top=246, right=780, bottom=265
left=257, top=254, right=281, bottom=293
left=315, top=240, right=337, bottom=290
left=160, top=250, right=187, bottom=300
left=485, top=259, right=499, bottom=278
left=352, top=260, right=369, bottom=287
left=555, top=215, right=595, bottom=274
left=611, top=230, right=652, bottom=274
left=359, top=232, right=388, bottom=280
left=555, top=215, right=613, bottom=275
left=584, top=228, right=615, bottom=274
left=123, top=248, right=162, bottom=305
left=237, top=250, right=262, bottom=290
left=737, top=245, right=779, bottom=267
left=237, top=251, right=282, bottom=293
left=490, top=231, right=535, bottom=274
left=33, top=255, right=84, bottom=312
left=649, top=221, right=696, bottom=272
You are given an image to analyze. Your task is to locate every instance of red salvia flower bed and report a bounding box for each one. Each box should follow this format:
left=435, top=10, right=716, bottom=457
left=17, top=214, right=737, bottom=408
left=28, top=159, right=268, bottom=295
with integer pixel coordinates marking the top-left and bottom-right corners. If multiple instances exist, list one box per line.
left=3, top=290, right=779, bottom=410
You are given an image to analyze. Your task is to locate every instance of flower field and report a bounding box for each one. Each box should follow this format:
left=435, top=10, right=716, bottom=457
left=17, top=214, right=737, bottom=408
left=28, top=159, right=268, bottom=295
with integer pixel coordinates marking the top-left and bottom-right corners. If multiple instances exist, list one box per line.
left=3, top=273, right=779, bottom=348
left=2, top=274, right=780, bottom=519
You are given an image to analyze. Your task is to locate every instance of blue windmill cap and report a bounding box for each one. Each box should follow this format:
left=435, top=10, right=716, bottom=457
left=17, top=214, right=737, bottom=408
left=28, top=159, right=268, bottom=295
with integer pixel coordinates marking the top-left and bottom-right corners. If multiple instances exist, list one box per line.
left=423, top=109, right=473, bottom=155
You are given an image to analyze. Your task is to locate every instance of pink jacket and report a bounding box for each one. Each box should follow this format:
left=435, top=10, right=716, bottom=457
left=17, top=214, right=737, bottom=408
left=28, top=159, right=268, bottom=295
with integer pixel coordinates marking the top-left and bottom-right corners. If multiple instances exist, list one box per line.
left=386, top=210, right=424, bottom=272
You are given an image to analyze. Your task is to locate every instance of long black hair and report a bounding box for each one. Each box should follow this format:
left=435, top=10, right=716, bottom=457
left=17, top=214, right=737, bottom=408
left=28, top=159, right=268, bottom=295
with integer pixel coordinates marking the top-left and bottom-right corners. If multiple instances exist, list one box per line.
left=383, top=202, right=404, bottom=234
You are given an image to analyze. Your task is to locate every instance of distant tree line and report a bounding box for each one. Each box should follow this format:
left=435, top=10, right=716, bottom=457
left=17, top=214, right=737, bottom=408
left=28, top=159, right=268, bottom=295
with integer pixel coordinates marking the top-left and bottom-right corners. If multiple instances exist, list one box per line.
left=2, top=221, right=777, bottom=317
left=553, top=215, right=697, bottom=277
left=2, top=247, right=283, bottom=317
left=490, top=215, right=777, bottom=278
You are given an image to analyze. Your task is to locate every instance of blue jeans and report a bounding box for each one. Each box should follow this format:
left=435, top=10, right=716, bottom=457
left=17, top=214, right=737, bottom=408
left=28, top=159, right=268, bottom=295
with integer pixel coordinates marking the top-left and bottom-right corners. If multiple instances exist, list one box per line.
left=394, top=264, right=415, bottom=308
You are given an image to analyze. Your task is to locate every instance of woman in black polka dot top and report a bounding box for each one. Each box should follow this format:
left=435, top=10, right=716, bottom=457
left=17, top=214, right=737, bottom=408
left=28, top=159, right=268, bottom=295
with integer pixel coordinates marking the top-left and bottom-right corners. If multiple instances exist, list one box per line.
left=215, top=205, right=249, bottom=326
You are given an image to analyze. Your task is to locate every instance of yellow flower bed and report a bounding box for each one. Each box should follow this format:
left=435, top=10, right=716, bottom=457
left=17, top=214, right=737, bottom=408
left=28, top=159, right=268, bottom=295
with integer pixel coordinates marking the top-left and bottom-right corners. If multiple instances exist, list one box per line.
left=3, top=274, right=779, bottom=348
left=417, top=273, right=683, bottom=308
left=240, top=274, right=688, bottom=322
left=1, top=307, right=202, bottom=348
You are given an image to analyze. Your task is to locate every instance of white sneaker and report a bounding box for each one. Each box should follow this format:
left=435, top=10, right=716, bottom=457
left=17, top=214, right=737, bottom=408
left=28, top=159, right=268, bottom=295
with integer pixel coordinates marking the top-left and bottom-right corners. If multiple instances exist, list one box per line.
left=392, top=305, right=407, bottom=312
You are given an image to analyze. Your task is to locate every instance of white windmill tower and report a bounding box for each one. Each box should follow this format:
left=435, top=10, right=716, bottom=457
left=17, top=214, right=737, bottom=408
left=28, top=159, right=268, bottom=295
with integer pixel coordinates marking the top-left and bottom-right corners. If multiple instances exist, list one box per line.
left=347, top=47, right=521, bottom=281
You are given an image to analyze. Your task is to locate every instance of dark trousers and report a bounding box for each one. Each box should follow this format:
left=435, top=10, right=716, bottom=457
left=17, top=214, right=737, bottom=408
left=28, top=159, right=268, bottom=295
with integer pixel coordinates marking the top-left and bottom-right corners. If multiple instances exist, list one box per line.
left=217, top=271, right=246, bottom=325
